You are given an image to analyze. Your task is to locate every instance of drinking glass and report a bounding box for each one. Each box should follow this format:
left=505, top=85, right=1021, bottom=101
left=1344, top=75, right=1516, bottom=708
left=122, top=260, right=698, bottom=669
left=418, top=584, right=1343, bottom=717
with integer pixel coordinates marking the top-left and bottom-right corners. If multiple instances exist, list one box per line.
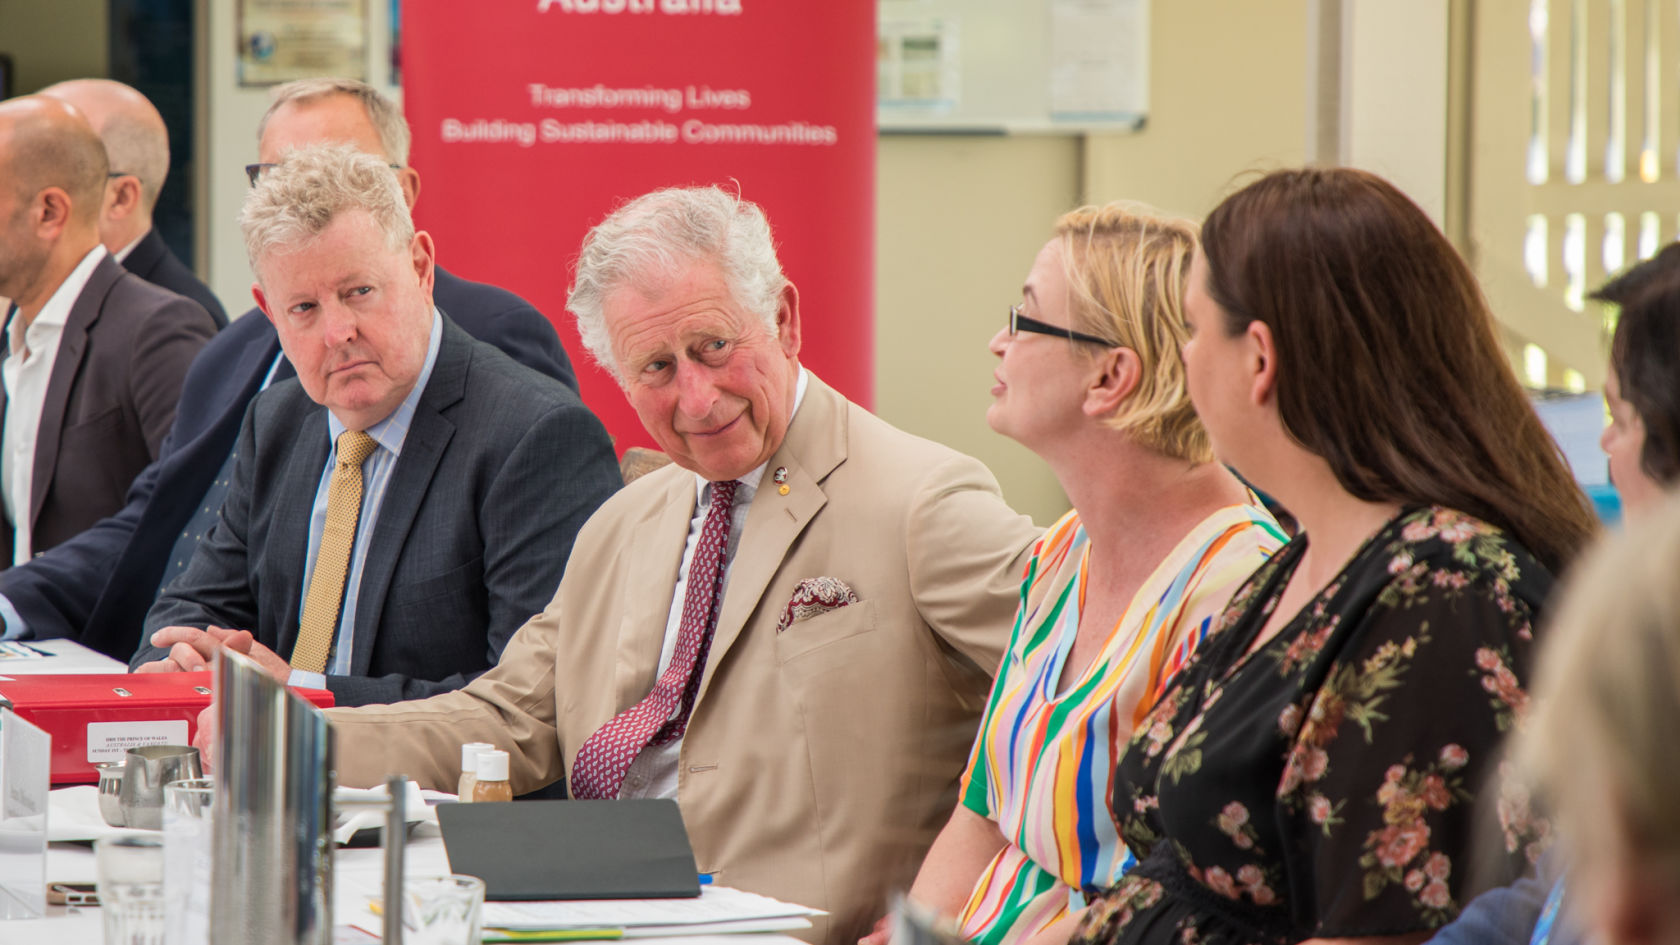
left=95, top=834, right=165, bottom=945
left=163, top=777, right=214, bottom=945
left=402, top=874, right=485, bottom=945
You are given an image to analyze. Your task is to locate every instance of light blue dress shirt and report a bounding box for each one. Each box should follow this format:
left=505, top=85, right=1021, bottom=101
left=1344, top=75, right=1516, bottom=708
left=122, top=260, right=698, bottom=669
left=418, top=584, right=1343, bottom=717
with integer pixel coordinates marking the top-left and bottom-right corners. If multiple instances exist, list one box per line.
left=287, top=310, right=442, bottom=688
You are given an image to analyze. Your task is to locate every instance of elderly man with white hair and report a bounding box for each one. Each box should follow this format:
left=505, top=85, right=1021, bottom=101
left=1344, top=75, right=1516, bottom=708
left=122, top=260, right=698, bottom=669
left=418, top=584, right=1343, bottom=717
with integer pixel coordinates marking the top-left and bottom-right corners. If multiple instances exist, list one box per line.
left=135, top=143, right=621, bottom=706
left=302, top=185, right=1041, bottom=945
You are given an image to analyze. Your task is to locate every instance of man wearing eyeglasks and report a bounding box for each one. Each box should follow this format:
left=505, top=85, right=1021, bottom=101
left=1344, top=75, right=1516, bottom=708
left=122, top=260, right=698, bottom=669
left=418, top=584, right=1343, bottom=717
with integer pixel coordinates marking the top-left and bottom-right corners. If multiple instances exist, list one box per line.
left=0, top=79, right=585, bottom=673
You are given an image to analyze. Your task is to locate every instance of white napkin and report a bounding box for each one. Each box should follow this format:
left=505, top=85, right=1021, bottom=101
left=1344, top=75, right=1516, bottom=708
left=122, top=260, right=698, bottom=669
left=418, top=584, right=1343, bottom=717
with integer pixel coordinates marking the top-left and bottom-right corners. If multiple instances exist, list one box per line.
left=331, top=781, right=441, bottom=845
left=46, top=785, right=154, bottom=842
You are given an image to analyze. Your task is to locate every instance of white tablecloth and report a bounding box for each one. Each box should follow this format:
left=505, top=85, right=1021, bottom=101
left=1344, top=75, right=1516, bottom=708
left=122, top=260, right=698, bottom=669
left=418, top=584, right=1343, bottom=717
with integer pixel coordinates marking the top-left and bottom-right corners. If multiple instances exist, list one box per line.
left=4, top=825, right=450, bottom=943
left=0, top=638, right=127, bottom=676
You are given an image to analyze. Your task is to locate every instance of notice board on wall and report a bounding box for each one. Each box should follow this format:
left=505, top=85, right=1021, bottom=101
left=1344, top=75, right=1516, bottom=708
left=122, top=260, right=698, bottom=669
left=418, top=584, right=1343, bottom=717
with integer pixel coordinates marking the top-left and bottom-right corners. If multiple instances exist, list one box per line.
left=878, top=0, right=1150, bottom=133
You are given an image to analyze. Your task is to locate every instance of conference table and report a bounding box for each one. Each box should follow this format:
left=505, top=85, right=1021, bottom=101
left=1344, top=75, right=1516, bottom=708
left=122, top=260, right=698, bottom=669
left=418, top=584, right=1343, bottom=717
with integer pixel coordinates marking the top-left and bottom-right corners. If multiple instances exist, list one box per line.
left=22, top=823, right=812, bottom=944
left=2, top=642, right=810, bottom=945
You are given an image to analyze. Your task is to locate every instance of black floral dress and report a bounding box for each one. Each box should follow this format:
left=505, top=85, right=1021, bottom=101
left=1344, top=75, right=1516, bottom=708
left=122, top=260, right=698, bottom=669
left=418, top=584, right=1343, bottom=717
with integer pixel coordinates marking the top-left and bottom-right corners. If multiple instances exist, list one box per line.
left=1071, top=507, right=1553, bottom=945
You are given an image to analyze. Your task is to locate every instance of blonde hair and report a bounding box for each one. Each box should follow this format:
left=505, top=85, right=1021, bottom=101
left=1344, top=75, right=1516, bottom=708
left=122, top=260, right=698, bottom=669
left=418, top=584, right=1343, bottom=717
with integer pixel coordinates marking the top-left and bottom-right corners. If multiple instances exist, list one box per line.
left=1053, top=202, right=1209, bottom=462
left=238, top=143, right=414, bottom=278
left=1523, top=490, right=1680, bottom=893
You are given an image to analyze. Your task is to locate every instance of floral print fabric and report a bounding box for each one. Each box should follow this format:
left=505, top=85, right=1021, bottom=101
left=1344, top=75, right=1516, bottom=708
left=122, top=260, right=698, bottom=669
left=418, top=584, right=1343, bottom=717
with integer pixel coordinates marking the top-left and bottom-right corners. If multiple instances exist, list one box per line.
left=1073, top=507, right=1554, bottom=945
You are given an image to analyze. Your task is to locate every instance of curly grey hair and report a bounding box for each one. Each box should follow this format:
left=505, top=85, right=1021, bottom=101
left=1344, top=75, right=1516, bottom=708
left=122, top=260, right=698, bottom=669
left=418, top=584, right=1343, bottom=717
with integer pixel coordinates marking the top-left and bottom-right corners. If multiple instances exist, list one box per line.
left=567, top=186, right=786, bottom=381
left=239, top=143, right=414, bottom=280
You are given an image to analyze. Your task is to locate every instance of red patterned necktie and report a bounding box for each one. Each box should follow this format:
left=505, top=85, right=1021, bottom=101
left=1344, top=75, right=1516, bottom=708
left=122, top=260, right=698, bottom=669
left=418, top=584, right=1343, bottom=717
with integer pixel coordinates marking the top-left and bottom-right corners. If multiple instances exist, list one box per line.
left=570, top=479, right=740, bottom=800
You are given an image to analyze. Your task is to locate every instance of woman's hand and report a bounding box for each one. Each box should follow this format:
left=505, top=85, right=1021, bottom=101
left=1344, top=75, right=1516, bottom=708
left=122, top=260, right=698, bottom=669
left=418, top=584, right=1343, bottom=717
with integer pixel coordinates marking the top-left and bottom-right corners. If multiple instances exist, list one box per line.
left=858, top=913, right=892, bottom=945
left=859, top=806, right=1009, bottom=945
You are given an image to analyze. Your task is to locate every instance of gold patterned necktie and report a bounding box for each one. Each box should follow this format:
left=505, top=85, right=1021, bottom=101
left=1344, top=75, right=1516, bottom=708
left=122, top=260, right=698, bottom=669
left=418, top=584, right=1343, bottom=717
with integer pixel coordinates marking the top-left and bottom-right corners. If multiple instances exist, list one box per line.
left=290, top=430, right=379, bottom=674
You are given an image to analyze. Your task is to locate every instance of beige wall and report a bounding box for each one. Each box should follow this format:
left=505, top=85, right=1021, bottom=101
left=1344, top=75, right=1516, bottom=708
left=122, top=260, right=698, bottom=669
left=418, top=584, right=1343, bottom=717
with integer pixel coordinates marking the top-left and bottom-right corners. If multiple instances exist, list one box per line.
left=875, top=135, right=1082, bottom=527
left=0, top=0, right=107, bottom=94
left=874, top=0, right=1311, bottom=526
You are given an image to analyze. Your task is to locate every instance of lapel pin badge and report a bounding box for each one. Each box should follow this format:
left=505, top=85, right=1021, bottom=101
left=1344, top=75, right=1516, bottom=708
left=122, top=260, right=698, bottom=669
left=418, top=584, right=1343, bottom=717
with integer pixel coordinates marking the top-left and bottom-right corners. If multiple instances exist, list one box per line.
left=773, top=466, right=789, bottom=495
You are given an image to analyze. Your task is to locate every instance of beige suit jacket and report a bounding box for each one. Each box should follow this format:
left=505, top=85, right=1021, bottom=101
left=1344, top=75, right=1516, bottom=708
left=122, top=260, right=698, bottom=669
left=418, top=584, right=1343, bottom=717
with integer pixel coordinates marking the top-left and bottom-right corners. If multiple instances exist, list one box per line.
left=329, top=373, right=1039, bottom=945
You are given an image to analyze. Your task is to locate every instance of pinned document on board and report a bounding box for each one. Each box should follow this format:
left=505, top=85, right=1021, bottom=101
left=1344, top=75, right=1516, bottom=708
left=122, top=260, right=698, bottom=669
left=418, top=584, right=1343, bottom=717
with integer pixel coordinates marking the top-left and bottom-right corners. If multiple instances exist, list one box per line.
left=1049, top=0, right=1148, bottom=122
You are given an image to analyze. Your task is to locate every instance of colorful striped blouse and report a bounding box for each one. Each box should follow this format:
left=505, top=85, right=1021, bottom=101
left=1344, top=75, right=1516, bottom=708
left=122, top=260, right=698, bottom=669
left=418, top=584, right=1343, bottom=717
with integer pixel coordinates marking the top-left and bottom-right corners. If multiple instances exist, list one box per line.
left=956, top=502, right=1285, bottom=945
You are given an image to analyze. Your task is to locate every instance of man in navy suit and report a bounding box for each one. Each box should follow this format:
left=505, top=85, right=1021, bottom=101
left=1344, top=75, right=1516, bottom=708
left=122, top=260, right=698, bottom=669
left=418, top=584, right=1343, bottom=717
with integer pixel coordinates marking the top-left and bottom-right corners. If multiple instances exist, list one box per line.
left=40, top=79, right=228, bottom=327
left=0, top=78, right=580, bottom=661
left=132, top=144, right=620, bottom=705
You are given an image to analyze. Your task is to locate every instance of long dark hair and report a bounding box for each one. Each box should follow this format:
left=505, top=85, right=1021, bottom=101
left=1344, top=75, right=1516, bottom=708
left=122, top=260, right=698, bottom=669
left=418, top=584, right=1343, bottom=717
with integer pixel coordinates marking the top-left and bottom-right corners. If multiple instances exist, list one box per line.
left=1199, top=167, right=1596, bottom=574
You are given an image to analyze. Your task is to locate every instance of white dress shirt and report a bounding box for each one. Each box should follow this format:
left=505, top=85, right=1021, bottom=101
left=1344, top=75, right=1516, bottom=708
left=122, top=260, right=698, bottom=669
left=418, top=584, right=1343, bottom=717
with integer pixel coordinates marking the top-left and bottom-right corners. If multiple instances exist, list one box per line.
left=2, top=245, right=107, bottom=565
left=619, top=368, right=809, bottom=800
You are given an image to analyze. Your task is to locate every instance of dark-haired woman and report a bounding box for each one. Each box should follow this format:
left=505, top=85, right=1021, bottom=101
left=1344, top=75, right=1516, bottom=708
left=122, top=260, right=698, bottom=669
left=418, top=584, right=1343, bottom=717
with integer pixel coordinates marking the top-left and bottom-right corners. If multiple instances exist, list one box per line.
left=1072, top=167, right=1599, bottom=945
left=1428, top=244, right=1680, bottom=945
left=1597, top=242, right=1680, bottom=512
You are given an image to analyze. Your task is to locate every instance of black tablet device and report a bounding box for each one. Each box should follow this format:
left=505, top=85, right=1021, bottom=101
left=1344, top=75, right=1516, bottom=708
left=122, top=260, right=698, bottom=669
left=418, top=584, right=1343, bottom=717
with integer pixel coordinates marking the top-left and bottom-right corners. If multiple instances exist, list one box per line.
left=437, top=798, right=702, bottom=901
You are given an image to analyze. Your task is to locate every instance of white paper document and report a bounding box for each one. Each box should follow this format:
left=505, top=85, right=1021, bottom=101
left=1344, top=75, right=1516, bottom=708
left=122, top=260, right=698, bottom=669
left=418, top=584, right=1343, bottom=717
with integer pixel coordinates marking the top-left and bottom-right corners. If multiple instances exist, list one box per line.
left=483, top=885, right=824, bottom=933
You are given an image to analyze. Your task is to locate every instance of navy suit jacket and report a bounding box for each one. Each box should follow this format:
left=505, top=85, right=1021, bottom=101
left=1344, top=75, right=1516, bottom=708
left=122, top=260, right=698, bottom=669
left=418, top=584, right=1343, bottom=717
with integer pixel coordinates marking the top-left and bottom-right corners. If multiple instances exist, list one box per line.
left=133, top=316, right=620, bottom=705
left=120, top=229, right=229, bottom=328
left=1, top=267, right=578, bottom=660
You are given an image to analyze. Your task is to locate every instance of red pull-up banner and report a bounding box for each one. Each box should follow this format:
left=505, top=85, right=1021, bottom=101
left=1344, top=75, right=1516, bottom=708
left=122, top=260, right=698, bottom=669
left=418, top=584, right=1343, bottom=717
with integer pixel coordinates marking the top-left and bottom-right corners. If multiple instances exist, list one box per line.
left=401, top=1, right=876, bottom=452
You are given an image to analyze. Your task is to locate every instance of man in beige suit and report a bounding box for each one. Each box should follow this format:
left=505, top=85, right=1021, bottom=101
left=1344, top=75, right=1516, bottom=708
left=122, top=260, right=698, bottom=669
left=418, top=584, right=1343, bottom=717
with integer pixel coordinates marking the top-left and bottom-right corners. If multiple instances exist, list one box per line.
left=319, top=186, right=1038, bottom=944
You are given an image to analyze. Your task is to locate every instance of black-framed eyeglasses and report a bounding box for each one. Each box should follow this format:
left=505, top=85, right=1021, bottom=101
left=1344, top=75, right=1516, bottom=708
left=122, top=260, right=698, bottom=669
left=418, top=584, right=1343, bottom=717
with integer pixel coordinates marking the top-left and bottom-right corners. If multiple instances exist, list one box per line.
left=245, top=162, right=404, bottom=187
left=106, top=171, right=131, bottom=179
left=1008, top=303, right=1114, bottom=346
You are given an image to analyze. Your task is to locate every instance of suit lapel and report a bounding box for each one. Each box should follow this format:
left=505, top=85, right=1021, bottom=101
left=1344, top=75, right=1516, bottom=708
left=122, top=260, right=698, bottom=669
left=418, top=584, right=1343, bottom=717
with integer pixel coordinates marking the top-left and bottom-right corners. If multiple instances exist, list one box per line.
left=28, top=257, right=117, bottom=529
left=0, top=305, right=11, bottom=459
left=0, top=305, right=11, bottom=550
left=346, top=320, right=468, bottom=676
left=614, top=471, right=701, bottom=708
left=694, top=374, right=847, bottom=704
left=269, top=407, right=332, bottom=660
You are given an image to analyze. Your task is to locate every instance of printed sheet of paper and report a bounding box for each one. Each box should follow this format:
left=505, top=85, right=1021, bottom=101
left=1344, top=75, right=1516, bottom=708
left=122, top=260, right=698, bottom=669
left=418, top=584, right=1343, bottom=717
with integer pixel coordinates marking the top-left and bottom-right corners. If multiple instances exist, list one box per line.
left=1050, top=0, right=1148, bottom=119
left=482, top=885, right=823, bottom=932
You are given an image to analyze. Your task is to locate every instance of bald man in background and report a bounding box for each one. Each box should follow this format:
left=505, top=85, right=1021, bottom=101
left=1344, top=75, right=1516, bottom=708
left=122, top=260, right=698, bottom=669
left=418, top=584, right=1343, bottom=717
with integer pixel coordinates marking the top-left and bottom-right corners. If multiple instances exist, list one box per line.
left=0, top=96, right=215, bottom=566
left=39, top=79, right=227, bottom=327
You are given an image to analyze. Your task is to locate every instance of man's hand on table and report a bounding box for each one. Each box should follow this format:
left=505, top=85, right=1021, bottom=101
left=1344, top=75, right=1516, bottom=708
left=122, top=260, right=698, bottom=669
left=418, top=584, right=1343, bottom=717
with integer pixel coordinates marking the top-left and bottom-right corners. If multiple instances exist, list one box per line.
left=135, top=625, right=293, bottom=681
left=193, top=702, right=218, bottom=771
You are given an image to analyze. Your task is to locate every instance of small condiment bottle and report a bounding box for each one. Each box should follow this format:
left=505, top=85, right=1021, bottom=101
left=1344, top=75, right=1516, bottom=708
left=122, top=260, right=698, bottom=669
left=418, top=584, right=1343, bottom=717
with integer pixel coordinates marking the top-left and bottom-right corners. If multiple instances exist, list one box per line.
left=471, top=750, right=513, bottom=803
left=457, top=741, right=495, bottom=801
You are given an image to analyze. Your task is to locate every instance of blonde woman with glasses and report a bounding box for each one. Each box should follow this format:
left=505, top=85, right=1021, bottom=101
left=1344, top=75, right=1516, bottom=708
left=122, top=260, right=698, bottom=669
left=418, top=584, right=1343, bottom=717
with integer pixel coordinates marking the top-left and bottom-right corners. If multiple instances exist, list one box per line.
left=867, top=203, right=1283, bottom=945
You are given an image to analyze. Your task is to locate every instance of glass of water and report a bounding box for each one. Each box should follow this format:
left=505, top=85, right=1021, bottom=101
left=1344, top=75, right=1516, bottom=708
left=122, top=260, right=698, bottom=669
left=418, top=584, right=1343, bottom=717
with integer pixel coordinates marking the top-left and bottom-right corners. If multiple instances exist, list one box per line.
left=95, top=834, right=165, bottom=945
left=402, top=874, right=486, bottom=945
left=163, top=777, right=215, bottom=945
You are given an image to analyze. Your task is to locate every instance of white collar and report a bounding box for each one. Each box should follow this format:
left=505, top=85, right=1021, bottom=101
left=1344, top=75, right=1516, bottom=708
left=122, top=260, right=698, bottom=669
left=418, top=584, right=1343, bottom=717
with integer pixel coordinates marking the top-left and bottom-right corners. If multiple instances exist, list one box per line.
left=9, top=245, right=107, bottom=356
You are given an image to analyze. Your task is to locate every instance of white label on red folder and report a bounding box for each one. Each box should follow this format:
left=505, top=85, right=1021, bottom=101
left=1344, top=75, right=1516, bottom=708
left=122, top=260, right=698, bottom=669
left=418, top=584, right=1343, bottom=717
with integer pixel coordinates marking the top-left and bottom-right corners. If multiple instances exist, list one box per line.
left=86, top=721, right=190, bottom=762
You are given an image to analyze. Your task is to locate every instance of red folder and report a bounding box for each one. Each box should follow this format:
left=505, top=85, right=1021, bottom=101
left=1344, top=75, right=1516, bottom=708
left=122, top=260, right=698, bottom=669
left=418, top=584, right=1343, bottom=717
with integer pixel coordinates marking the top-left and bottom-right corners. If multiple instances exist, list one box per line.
left=0, top=673, right=334, bottom=784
